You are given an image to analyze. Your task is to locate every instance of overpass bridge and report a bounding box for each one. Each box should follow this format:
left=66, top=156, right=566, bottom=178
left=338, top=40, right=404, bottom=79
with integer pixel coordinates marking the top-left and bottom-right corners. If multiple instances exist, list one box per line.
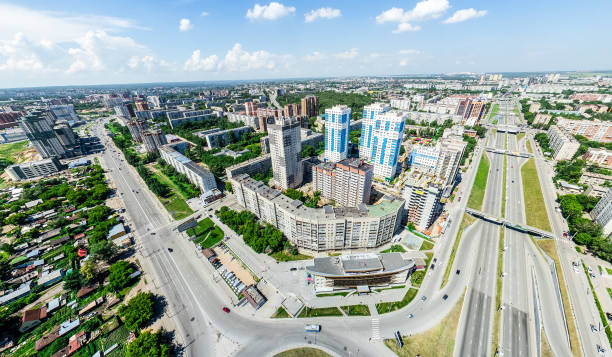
left=465, top=208, right=555, bottom=239
left=484, top=147, right=533, bottom=158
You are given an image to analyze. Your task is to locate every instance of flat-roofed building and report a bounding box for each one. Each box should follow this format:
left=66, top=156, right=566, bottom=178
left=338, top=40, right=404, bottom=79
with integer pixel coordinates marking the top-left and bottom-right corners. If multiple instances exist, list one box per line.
left=230, top=174, right=404, bottom=251
left=306, top=253, right=415, bottom=292
left=402, top=172, right=445, bottom=231
left=591, top=188, right=612, bottom=237
left=159, top=144, right=216, bottom=192
left=301, top=95, right=319, bottom=118
left=547, top=125, right=580, bottom=160
left=583, top=147, right=612, bottom=169
left=313, top=158, right=373, bottom=207
left=6, top=157, right=65, bottom=181
left=268, top=118, right=302, bottom=190
left=324, top=105, right=351, bottom=163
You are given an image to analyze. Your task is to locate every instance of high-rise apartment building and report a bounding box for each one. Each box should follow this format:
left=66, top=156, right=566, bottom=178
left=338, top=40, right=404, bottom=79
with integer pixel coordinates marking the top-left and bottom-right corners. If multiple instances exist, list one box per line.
left=6, top=157, right=65, bottom=181
left=245, top=101, right=258, bottom=116
left=462, top=95, right=488, bottom=126
left=324, top=105, right=351, bottom=163
left=268, top=118, right=302, bottom=190
left=547, top=125, right=580, bottom=160
left=49, top=105, right=79, bottom=124
left=142, top=129, right=168, bottom=152
left=409, top=138, right=466, bottom=188
left=19, top=110, right=67, bottom=159
left=147, top=95, right=161, bottom=109
left=53, top=123, right=77, bottom=148
left=301, top=95, right=319, bottom=118
left=402, top=172, right=445, bottom=231
left=359, top=103, right=405, bottom=180
left=134, top=101, right=149, bottom=111
left=283, top=103, right=300, bottom=118
left=591, top=188, right=612, bottom=236
left=313, top=158, right=373, bottom=207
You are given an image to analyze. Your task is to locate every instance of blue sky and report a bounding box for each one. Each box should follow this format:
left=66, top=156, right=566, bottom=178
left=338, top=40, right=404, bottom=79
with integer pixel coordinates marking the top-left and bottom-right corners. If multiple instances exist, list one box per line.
left=0, top=0, right=610, bottom=88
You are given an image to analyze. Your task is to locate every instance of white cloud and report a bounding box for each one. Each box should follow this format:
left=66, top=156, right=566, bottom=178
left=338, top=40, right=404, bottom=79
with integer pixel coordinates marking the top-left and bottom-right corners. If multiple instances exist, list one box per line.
left=335, top=48, right=359, bottom=59
left=66, top=30, right=145, bottom=74
left=179, top=18, right=193, bottom=31
left=399, top=59, right=410, bottom=67
left=201, top=11, right=209, bottom=17
left=399, top=49, right=421, bottom=55
left=184, top=50, right=219, bottom=71
left=305, top=51, right=328, bottom=61
left=0, top=33, right=47, bottom=72
left=377, top=0, right=449, bottom=33
left=304, top=7, right=341, bottom=23
left=443, top=8, right=487, bottom=24
left=246, top=2, right=295, bottom=21
left=393, top=23, right=421, bottom=33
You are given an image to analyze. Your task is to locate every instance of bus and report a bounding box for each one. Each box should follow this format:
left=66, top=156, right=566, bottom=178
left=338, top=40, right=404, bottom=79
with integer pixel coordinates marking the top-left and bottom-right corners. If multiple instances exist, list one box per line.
left=304, top=324, right=321, bottom=332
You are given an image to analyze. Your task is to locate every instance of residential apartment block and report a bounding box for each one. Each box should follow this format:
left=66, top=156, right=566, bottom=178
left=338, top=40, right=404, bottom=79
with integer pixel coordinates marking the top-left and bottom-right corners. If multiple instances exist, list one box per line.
left=230, top=174, right=404, bottom=251
left=159, top=144, right=217, bottom=192
left=324, top=105, right=351, bottom=163
left=402, top=172, right=445, bottom=231
left=268, top=118, right=302, bottom=190
left=359, top=103, right=406, bottom=180
left=555, top=118, right=612, bottom=143
left=591, top=188, right=612, bottom=236
left=142, top=130, right=168, bottom=153
left=19, top=109, right=79, bottom=159
left=583, top=147, right=612, bottom=169
left=6, top=157, right=65, bottom=181
left=547, top=125, right=580, bottom=160
left=313, top=158, right=373, bottom=207
left=301, top=95, right=319, bottom=118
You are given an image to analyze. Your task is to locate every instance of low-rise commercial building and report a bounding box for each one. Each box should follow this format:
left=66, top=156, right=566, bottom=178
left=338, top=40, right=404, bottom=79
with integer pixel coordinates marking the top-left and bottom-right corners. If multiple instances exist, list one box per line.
left=230, top=174, right=405, bottom=251
left=547, top=125, right=580, bottom=160
left=313, top=158, right=373, bottom=207
left=306, top=253, right=415, bottom=293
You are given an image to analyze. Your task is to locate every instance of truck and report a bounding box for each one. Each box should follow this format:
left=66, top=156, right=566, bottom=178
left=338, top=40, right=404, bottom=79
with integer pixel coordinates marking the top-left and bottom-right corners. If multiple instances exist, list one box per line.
left=304, top=324, right=321, bottom=332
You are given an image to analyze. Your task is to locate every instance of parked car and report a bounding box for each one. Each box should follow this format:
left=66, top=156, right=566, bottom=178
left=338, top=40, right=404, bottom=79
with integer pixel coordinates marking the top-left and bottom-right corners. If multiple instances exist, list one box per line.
left=223, top=307, right=230, bottom=313
left=442, top=294, right=448, bottom=300
left=456, top=270, right=461, bottom=275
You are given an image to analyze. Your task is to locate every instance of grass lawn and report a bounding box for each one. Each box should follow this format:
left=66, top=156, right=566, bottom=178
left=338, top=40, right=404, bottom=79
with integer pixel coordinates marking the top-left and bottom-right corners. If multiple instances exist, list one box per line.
left=492, top=228, right=505, bottom=355
left=410, top=271, right=425, bottom=288
left=191, top=217, right=214, bottom=236
left=501, top=155, right=507, bottom=218
left=0, top=140, right=30, bottom=164
left=441, top=214, right=476, bottom=288
left=606, top=267, right=612, bottom=275
left=274, top=347, right=331, bottom=357
left=419, top=240, right=434, bottom=251
left=381, top=244, right=407, bottom=253
left=375, top=285, right=405, bottom=292
left=489, top=103, right=499, bottom=120
left=521, top=159, right=552, bottom=231
left=149, top=165, right=194, bottom=220
left=384, top=290, right=465, bottom=356
left=340, top=304, right=371, bottom=316
left=535, top=239, right=582, bottom=356
left=541, top=327, right=554, bottom=357
left=271, top=306, right=291, bottom=318
left=607, top=288, right=612, bottom=301
left=200, top=226, right=224, bottom=248
left=316, top=291, right=349, bottom=297
left=376, top=288, right=418, bottom=314
left=467, top=153, right=490, bottom=210
left=297, top=306, right=343, bottom=318
left=517, top=132, right=525, bottom=142
left=526, top=140, right=533, bottom=153
left=270, top=251, right=313, bottom=262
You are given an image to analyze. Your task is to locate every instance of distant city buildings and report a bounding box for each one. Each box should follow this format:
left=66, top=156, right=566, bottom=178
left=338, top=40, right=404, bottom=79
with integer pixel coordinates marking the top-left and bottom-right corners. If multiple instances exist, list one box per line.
left=283, top=103, right=300, bottom=118
left=313, top=158, right=373, bottom=207
left=268, top=118, right=302, bottom=190
left=324, top=105, right=351, bottom=163
left=359, top=103, right=406, bottom=180
left=591, top=188, right=612, bottom=237
left=555, top=118, right=612, bottom=143
left=547, top=125, right=580, bottom=160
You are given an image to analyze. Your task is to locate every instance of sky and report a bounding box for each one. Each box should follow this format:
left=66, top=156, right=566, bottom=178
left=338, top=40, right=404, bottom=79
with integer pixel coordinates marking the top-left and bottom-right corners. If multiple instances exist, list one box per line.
left=0, top=0, right=610, bottom=88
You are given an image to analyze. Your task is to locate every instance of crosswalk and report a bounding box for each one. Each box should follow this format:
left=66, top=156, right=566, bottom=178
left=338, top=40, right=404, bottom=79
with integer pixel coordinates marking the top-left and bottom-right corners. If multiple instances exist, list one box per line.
left=371, top=318, right=380, bottom=340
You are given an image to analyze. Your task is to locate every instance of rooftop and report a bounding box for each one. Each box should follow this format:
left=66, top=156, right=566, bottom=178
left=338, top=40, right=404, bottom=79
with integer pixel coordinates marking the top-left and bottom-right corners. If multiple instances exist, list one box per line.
left=307, top=252, right=413, bottom=277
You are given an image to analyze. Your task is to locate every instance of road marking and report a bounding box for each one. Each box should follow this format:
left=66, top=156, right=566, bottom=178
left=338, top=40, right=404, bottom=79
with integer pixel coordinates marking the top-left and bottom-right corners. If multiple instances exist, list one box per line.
left=371, top=318, right=380, bottom=340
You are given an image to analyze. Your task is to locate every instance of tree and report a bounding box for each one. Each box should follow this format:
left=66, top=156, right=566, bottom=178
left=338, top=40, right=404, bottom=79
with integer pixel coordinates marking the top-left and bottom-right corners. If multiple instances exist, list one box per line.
left=63, top=270, right=83, bottom=291
left=88, top=205, right=111, bottom=225
left=126, top=330, right=170, bottom=357
left=119, top=292, right=155, bottom=331
left=301, top=145, right=316, bottom=158
left=90, top=240, right=118, bottom=262
left=407, top=222, right=416, bottom=231
left=80, top=261, right=98, bottom=283
left=108, top=261, right=134, bottom=292
left=225, top=181, right=233, bottom=193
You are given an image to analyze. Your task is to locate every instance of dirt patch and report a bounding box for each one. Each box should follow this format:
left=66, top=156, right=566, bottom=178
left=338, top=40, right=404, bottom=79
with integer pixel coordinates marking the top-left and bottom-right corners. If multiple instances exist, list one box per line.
left=213, top=246, right=255, bottom=286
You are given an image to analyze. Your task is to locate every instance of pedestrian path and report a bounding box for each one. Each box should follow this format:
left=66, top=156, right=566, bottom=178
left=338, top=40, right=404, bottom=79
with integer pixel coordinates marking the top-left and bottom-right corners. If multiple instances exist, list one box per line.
left=371, top=318, right=380, bottom=341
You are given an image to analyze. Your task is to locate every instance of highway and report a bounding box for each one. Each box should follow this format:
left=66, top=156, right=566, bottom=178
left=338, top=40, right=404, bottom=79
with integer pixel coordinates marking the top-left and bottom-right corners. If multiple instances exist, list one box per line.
left=528, top=130, right=612, bottom=356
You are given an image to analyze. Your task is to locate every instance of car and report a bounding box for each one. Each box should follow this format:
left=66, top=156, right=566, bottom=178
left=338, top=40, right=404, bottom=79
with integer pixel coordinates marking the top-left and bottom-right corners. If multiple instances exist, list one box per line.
left=223, top=307, right=230, bottom=313
left=433, top=258, right=437, bottom=263
left=167, top=248, right=173, bottom=252
left=591, top=324, right=598, bottom=333
left=420, top=296, right=427, bottom=302
left=597, top=345, right=605, bottom=355
left=408, top=313, right=414, bottom=318
left=456, top=269, right=461, bottom=275
left=590, top=273, right=596, bottom=279
left=442, top=294, right=448, bottom=300
left=430, top=264, right=435, bottom=270
left=290, top=267, right=297, bottom=271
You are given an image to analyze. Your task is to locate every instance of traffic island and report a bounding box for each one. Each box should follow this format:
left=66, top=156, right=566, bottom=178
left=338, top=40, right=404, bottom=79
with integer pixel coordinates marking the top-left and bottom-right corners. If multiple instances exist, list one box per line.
left=384, top=291, right=465, bottom=356
left=467, top=153, right=490, bottom=210
left=520, top=159, right=551, bottom=231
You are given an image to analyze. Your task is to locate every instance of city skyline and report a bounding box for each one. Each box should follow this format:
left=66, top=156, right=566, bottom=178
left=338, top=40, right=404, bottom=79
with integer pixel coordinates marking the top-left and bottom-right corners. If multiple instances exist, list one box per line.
left=1, top=0, right=611, bottom=88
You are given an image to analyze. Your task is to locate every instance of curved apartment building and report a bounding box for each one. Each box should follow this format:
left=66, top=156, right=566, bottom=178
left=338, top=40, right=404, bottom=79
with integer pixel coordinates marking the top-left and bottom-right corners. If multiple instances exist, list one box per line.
left=230, top=173, right=405, bottom=251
